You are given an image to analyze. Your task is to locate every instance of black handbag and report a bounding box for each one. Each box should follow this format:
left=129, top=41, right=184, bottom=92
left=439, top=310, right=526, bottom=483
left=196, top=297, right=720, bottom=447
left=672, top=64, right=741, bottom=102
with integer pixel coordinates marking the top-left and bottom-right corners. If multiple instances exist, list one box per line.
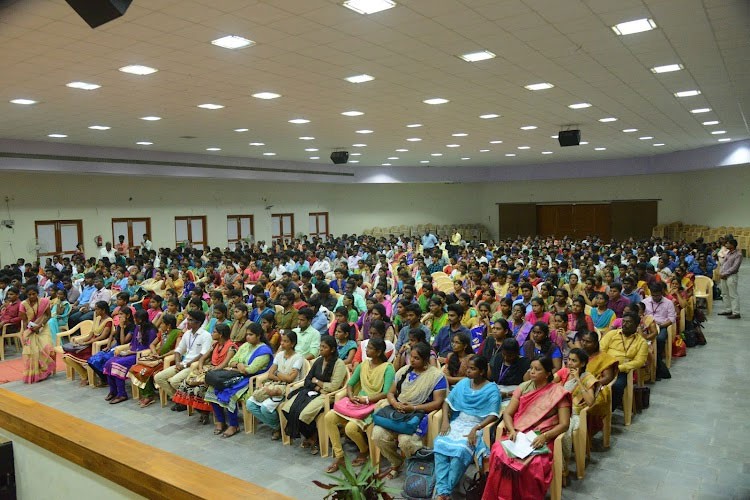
left=205, top=369, right=244, bottom=390
left=463, top=471, right=487, bottom=500
left=61, top=342, right=89, bottom=354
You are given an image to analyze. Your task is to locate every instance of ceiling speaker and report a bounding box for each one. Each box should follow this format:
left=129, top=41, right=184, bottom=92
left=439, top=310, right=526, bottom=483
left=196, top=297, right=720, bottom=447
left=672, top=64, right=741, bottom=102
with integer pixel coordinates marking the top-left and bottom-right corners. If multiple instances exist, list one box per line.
left=65, top=0, right=132, bottom=28
left=330, top=151, right=349, bottom=164
left=558, top=129, right=581, bottom=147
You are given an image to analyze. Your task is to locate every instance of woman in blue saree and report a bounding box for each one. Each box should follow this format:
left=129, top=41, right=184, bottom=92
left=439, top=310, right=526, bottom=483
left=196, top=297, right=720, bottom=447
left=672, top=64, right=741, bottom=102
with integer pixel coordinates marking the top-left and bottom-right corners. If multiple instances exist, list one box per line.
left=589, top=292, right=615, bottom=332
left=49, top=288, right=71, bottom=343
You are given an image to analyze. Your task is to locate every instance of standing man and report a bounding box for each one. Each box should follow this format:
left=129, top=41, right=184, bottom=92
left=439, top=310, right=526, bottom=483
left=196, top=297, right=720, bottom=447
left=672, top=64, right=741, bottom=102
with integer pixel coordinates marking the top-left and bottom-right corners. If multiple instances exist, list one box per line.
left=718, top=238, right=742, bottom=319
left=449, top=228, right=462, bottom=258
left=141, top=233, right=153, bottom=252
left=421, top=230, right=438, bottom=251
left=642, top=283, right=675, bottom=378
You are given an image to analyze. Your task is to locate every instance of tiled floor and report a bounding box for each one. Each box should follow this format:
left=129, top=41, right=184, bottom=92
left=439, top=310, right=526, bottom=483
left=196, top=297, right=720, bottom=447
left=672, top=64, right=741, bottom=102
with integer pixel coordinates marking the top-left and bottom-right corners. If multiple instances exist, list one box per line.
left=3, top=268, right=750, bottom=499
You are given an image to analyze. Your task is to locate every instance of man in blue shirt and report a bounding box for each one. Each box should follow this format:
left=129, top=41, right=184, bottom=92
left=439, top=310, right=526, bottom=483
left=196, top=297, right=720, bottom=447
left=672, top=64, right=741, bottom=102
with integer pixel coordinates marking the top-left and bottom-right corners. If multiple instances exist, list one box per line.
left=512, top=282, right=534, bottom=313
left=620, top=276, right=642, bottom=306
left=421, top=231, right=438, bottom=250
left=432, top=304, right=470, bottom=362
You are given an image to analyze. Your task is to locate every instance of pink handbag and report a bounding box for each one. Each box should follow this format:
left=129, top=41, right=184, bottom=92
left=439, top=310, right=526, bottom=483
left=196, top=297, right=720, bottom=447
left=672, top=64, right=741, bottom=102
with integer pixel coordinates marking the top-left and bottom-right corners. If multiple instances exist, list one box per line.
left=333, top=396, right=376, bottom=420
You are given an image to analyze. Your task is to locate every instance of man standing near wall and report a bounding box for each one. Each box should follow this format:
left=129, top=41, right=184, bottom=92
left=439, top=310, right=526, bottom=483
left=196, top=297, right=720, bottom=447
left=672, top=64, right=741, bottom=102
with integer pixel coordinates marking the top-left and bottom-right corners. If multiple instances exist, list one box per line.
left=718, top=238, right=742, bottom=319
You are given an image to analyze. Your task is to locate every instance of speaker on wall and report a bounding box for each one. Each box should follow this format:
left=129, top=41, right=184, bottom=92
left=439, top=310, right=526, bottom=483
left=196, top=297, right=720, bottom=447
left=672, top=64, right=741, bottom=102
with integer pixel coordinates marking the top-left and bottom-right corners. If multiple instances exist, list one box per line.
left=65, top=0, right=132, bottom=28
left=330, top=151, right=349, bottom=164
left=558, top=129, right=581, bottom=147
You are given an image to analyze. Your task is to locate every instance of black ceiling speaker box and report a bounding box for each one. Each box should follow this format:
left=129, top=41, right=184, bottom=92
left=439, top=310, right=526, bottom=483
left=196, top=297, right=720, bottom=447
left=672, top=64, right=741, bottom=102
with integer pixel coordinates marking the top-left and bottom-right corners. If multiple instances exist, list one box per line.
left=65, top=0, right=132, bottom=28
left=330, top=151, right=349, bottom=164
left=558, top=129, right=581, bottom=147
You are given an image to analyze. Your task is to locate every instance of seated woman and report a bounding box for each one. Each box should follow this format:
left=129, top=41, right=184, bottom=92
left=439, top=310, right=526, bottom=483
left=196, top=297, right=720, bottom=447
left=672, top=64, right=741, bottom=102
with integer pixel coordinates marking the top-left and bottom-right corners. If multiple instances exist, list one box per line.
left=334, top=322, right=357, bottom=369
left=103, top=309, right=157, bottom=404
left=246, top=330, right=305, bottom=440
left=578, top=330, right=617, bottom=436
left=324, top=338, right=395, bottom=473
left=558, top=348, right=596, bottom=479
left=369, top=303, right=396, bottom=342
left=508, top=303, right=533, bottom=345
left=259, top=314, right=280, bottom=352
left=589, top=292, right=615, bottom=333
left=141, top=270, right=166, bottom=297
left=20, top=285, right=57, bottom=384
left=490, top=338, right=532, bottom=399
left=478, top=318, right=509, bottom=363
left=49, top=288, right=72, bottom=344
left=567, top=297, right=594, bottom=338
left=128, top=313, right=182, bottom=408
left=372, top=342, right=447, bottom=478
left=521, top=322, right=563, bottom=374
left=525, top=297, right=551, bottom=325
left=229, top=302, right=252, bottom=344
left=147, top=294, right=164, bottom=327
left=563, top=273, right=585, bottom=301
left=483, top=357, right=572, bottom=499
left=422, top=296, right=448, bottom=341
left=62, top=300, right=113, bottom=386
left=173, top=323, right=237, bottom=424
left=87, top=308, right=135, bottom=386
left=204, top=322, right=273, bottom=438
left=356, top=297, right=377, bottom=341
left=433, top=355, right=500, bottom=500
left=327, top=306, right=360, bottom=340
left=352, top=320, right=396, bottom=366
left=394, top=328, right=438, bottom=371
left=442, top=331, right=474, bottom=387
left=282, top=335, right=348, bottom=455
left=549, top=312, right=571, bottom=358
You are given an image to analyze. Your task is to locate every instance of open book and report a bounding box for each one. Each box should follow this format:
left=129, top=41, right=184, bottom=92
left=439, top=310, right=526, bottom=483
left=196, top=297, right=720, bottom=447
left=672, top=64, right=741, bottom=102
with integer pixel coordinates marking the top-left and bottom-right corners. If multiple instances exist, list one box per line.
left=501, top=430, right=550, bottom=459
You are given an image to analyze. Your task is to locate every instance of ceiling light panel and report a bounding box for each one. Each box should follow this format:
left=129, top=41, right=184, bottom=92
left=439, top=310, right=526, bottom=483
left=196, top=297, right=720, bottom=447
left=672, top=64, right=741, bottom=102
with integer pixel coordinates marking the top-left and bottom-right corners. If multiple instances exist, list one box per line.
left=88, top=125, right=110, bottom=130
left=66, top=81, right=100, bottom=90
left=612, top=18, right=657, bottom=36
left=520, top=125, right=537, bottom=130
left=524, top=83, right=554, bottom=91
left=651, top=63, right=683, bottom=74
left=343, top=0, right=396, bottom=15
left=568, top=102, right=592, bottom=109
left=252, top=92, right=281, bottom=99
left=599, top=117, right=618, bottom=122
left=345, top=74, right=374, bottom=83
left=10, top=99, right=36, bottom=105
left=118, top=65, right=157, bottom=75
left=140, top=116, right=161, bottom=121
left=480, top=114, right=500, bottom=119
left=459, top=50, right=496, bottom=62
left=674, top=90, right=701, bottom=97
left=197, top=103, right=224, bottom=109
left=423, top=98, right=449, bottom=105
left=341, top=111, right=364, bottom=116
left=690, top=108, right=711, bottom=113
left=211, top=35, right=255, bottom=49
left=288, top=118, right=310, bottom=124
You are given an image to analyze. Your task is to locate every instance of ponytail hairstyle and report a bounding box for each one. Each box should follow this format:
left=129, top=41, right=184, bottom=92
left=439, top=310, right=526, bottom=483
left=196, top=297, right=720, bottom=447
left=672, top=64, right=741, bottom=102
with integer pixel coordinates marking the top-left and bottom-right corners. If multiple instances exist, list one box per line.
left=368, top=337, right=388, bottom=363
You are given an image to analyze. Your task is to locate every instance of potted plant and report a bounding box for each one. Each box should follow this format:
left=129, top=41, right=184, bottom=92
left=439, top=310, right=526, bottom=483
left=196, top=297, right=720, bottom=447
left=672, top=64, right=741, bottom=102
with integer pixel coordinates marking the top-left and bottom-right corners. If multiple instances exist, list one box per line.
left=313, top=458, right=396, bottom=499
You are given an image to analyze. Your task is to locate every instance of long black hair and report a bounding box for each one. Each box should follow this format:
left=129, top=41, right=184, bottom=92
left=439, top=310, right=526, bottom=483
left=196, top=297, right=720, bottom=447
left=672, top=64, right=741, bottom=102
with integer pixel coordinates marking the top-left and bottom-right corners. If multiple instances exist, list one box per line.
left=448, top=331, right=472, bottom=376
left=368, top=337, right=388, bottom=363
left=134, top=309, right=155, bottom=345
left=396, top=342, right=432, bottom=395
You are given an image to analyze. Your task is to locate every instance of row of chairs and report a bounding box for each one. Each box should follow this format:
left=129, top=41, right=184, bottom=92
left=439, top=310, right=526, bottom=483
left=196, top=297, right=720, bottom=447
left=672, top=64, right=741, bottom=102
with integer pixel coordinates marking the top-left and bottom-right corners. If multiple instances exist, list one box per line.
left=362, top=223, right=486, bottom=241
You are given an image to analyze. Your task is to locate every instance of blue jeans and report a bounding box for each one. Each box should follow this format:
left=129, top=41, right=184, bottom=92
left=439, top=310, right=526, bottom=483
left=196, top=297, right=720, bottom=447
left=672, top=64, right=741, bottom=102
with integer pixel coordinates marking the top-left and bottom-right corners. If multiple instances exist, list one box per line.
left=211, top=403, right=239, bottom=427
left=434, top=452, right=470, bottom=496
left=611, top=371, right=628, bottom=411
left=246, top=400, right=280, bottom=430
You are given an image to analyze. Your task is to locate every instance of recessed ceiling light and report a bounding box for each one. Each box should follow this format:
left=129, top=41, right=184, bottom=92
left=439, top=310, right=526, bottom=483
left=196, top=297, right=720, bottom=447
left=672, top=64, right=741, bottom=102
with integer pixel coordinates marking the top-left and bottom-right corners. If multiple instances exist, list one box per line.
left=198, top=103, right=224, bottom=110
left=580, top=141, right=589, bottom=145
left=505, top=153, right=516, bottom=157
left=206, top=147, right=221, bottom=151
left=343, top=0, right=396, bottom=15
left=651, top=63, right=683, bottom=74
left=345, top=74, right=375, bottom=83
left=480, top=114, right=500, bottom=119
left=136, top=141, right=153, bottom=145
left=211, top=35, right=255, bottom=49
left=423, top=98, right=449, bottom=105
left=599, top=117, right=618, bottom=122
left=119, top=65, right=157, bottom=75
left=718, top=138, right=731, bottom=142
left=541, top=151, right=553, bottom=155
left=461, top=157, right=471, bottom=160
left=356, top=129, right=374, bottom=134
left=520, top=125, right=537, bottom=130
left=406, top=123, right=422, bottom=128
left=518, top=146, right=530, bottom=150
left=249, top=142, right=265, bottom=146
left=430, top=153, right=443, bottom=157
left=234, top=128, right=249, bottom=132
left=524, top=82, right=554, bottom=91
left=622, top=128, right=638, bottom=133
left=350, top=160, right=360, bottom=163
left=653, top=143, right=665, bottom=146
left=674, top=90, right=701, bottom=98
left=691, top=108, right=711, bottom=114
left=309, top=156, right=320, bottom=159
left=568, top=102, right=592, bottom=109
left=263, top=152, right=276, bottom=156
left=341, top=110, right=364, bottom=116
left=452, top=133, right=468, bottom=137
left=639, top=136, right=654, bottom=140
left=352, top=143, right=367, bottom=147
left=446, top=144, right=460, bottom=148
left=702, top=121, right=719, bottom=126
left=381, top=163, right=392, bottom=166
left=10, top=98, right=36, bottom=105
left=387, top=156, right=399, bottom=160
left=550, top=135, right=558, bottom=139
left=595, top=147, right=607, bottom=151
left=480, top=149, right=490, bottom=152
left=66, top=81, right=100, bottom=90
left=289, top=118, right=310, bottom=124
left=299, top=137, right=315, bottom=140
left=612, top=18, right=657, bottom=36
left=88, top=125, right=110, bottom=130
left=490, top=140, right=503, bottom=144
left=305, top=148, right=319, bottom=151
left=711, top=130, right=726, bottom=135
left=420, top=160, right=429, bottom=164
left=350, top=153, right=362, bottom=156
left=395, top=149, right=408, bottom=152
left=252, top=92, right=281, bottom=100
left=140, top=116, right=161, bottom=121
left=48, top=133, right=67, bottom=138
left=459, top=50, right=496, bottom=62
left=406, top=138, right=422, bottom=142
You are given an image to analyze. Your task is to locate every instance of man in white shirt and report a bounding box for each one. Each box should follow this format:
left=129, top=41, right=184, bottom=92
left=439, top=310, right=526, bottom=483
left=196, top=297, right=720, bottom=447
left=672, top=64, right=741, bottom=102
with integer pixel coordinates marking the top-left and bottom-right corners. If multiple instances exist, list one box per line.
left=99, top=242, right=116, bottom=262
left=310, top=252, right=331, bottom=275
left=141, top=233, right=153, bottom=252
left=269, top=256, right=287, bottom=281
left=154, top=310, right=212, bottom=411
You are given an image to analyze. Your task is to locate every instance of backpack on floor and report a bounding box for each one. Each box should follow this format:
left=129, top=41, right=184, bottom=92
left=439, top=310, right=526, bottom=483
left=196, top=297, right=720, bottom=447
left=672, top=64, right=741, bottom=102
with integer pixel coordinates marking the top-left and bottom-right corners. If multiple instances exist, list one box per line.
left=402, top=448, right=436, bottom=499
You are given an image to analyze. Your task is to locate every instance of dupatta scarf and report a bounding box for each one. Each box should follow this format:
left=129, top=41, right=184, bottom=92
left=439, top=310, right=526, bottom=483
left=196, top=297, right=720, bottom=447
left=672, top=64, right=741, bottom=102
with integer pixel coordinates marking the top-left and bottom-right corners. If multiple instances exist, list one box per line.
left=394, top=365, right=444, bottom=406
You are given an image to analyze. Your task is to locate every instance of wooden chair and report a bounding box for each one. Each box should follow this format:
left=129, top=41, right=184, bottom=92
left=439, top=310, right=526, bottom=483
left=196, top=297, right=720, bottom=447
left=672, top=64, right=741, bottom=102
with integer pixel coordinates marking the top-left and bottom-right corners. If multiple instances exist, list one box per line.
left=54, top=320, right=93, bottom=380
left=623, top=370, right=635, bottom=426
left=243, top=359, right=311, bottom=434
left=693, top=276, right=713, bottom=314
left=0, top=320, right=25, bottom=362
left=665, top=323, right=676, bottom=368
left=156, top=355, right=176, bottom=406
left=84, top=338, right=111, bottom=387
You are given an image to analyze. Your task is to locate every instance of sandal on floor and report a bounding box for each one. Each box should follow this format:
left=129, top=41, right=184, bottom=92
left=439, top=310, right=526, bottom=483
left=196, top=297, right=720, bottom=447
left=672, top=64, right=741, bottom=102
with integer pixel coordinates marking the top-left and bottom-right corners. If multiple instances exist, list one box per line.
left=271, top=430, right=282, bottom=441
left=300, top=440, right=312, bottom=449
left=213, top=425, right=227, bottom=435
left=310, top=444, right=320, bottom=456
left=386, top=467, right=401, bottom=479
left=104, top=393, right=115, bottom=401
left=221, top=427, right=239, bottom=439
left=79, top=379, right=89, bottom=387
left=109, top=396, right=128, bottom=405
left=326, top=460, right=344, bottom=474
left=352, top=454, right=368, bottom=467
left=140, top=397, right=156, bottom=408
left=199, top=413, right=210, bottom=425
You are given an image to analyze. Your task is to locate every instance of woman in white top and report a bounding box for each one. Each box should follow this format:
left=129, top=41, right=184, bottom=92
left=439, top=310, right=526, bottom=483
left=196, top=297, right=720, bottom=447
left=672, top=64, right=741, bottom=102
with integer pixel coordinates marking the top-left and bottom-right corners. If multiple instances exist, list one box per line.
left=246, top=330, right=304, bottom=440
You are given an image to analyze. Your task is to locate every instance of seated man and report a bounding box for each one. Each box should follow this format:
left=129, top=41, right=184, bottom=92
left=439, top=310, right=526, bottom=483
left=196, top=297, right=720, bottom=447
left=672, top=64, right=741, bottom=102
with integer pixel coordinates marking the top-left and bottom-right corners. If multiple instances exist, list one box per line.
left=0, top=287, right=22, bottom=333
left=69, top=277, right=111, bottom=327
left=432, top=304, right=470, bottom=363
left=600, top=312, right=648, bottom=412
left=607, top=283, right=630, bottom=318
left=642, top=282, right=676, bottom=378
left=293, top=308, right=320, bottom=360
